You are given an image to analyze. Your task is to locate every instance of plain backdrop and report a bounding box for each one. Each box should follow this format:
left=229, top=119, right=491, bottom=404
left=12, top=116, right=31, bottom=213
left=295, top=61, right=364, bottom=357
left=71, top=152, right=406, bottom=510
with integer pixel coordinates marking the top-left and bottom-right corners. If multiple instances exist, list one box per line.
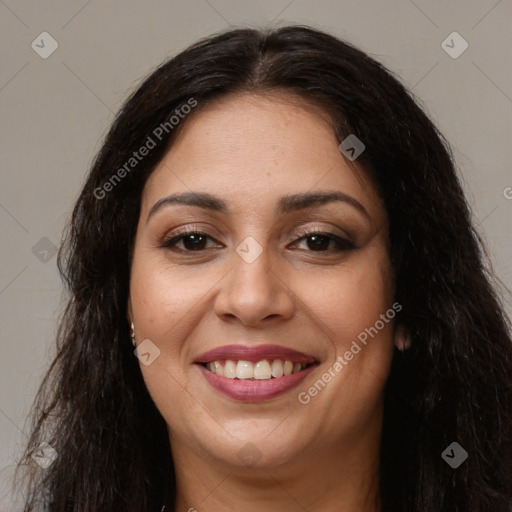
left=1, top=0, right=511, bottom=507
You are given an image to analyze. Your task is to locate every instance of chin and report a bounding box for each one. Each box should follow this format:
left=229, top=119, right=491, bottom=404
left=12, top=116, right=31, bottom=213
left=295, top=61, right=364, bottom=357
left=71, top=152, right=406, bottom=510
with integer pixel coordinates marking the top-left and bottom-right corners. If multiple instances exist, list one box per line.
left=202, top=425, right=309, bottom=469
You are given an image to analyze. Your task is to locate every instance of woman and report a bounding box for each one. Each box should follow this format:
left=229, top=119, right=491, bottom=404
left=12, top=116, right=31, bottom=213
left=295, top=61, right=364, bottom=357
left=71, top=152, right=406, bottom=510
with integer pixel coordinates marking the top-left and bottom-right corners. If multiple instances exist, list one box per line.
left=14, top=26, right=512, bottom=511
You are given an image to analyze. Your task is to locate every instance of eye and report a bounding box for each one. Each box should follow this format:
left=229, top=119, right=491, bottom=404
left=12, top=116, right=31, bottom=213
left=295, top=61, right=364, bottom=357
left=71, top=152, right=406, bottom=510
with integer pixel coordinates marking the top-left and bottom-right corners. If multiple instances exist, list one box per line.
left=291, top=229, right=355, bottom=252
left=161, top=230, right=223, bottom=252
left=160, top=228, right=355, bottom=254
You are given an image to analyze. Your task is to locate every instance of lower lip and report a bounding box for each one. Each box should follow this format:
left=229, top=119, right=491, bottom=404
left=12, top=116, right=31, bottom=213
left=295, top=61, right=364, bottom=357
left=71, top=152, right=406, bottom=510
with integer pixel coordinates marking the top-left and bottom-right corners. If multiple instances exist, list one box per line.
left=197, top=364, right=317, bottom=402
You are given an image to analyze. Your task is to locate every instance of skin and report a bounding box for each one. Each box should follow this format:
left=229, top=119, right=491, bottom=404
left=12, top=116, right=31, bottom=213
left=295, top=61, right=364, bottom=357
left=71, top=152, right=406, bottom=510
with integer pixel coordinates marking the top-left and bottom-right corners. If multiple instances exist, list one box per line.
left=129, top=92, right=407, bottom=512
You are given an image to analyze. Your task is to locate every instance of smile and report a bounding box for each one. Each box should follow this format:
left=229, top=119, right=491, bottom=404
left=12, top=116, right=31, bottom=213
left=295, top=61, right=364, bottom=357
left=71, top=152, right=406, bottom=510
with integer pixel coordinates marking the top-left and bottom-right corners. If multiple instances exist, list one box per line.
left=202, top=359, right=311, bottom=380
left=194, top=344, right=319, bottom=402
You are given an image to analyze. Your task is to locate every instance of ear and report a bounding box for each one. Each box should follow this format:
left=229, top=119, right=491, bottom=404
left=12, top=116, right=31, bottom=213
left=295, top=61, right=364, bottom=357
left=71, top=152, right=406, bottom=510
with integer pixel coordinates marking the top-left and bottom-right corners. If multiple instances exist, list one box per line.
left=394, top=323, right=411, bottom=351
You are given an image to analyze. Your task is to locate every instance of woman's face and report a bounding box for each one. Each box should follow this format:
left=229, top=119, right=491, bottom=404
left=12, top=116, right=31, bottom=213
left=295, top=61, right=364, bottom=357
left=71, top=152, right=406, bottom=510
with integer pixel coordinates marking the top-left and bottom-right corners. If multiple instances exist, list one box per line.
left=129, top=92, right=397, bottom=470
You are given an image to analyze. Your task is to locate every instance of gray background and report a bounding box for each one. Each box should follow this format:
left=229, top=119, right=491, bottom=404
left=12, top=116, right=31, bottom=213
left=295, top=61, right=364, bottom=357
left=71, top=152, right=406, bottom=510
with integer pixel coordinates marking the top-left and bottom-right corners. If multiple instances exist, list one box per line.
left=1, top=0, right=511, bottom=508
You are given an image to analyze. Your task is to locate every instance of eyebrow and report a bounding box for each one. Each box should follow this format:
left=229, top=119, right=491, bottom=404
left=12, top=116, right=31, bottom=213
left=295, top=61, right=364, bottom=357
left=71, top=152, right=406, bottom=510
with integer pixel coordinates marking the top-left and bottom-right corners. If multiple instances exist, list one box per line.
left=146, top=190, right=370, bottom=224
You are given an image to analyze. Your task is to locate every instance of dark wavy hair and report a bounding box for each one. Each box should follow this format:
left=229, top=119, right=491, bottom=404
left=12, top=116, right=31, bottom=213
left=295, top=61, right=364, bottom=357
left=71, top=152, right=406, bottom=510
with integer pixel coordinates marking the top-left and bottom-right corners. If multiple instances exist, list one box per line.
left=13, top=25, right=512, bottom=512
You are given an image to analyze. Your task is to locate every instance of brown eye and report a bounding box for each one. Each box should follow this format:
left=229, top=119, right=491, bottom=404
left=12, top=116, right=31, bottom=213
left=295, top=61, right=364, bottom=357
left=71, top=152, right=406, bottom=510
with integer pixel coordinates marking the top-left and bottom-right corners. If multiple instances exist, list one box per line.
left=161, top=231, right=222, bottom=252
left=292, top=231, right=355, bottom=252
left=305, top=234, right=332, bottom=251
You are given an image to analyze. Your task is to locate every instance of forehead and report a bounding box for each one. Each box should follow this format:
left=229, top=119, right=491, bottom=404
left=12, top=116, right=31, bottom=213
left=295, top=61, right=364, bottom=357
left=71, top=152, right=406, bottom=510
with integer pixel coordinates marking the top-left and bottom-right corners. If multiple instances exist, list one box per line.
left=142, top=92, right=384, bottom=221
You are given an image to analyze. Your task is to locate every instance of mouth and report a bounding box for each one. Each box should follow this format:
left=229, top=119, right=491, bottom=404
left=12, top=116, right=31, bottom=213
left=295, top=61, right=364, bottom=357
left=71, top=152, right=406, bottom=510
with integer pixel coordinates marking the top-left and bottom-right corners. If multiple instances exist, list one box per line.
left=199, top=359, right=315, bottom=380
left=194, top=344, right=319, bottom=402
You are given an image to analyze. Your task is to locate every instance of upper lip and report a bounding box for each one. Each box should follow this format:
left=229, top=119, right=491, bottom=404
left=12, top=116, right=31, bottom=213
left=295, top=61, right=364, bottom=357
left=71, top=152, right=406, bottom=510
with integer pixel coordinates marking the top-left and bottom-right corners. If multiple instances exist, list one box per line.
left=194, top=344, right=317, bottom=364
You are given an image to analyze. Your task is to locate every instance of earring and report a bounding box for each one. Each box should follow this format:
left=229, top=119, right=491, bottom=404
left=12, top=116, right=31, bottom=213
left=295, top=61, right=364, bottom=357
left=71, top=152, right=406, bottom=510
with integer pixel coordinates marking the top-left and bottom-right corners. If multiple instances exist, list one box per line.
left=393, top=324, right=411, bottom=351
left=129, top=322, right=136, bottom=347
left=395, top=339, right=409, bottom=351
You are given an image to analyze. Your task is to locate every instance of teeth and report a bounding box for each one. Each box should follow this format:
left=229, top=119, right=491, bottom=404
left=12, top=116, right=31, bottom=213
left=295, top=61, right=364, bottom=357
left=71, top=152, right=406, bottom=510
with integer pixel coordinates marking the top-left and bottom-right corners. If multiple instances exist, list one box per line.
left=205, top=359, right=308, bottom=380
left=235, top=360, right=254, bottom=379
left=223, top=360, right=236, bottom=379
left=254, top=360, right=272, bottom=380
left=213, top=361, right=224, bottom=377
left=271, top=359, right=284, bottom=378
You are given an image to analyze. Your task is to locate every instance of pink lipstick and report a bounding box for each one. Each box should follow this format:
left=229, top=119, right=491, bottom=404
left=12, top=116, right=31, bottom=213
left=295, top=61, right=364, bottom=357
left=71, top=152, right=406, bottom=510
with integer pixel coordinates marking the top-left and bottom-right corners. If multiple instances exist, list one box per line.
left=194, top=344, right=318, bottom=402
left=195, top=344, right=316, bottom=364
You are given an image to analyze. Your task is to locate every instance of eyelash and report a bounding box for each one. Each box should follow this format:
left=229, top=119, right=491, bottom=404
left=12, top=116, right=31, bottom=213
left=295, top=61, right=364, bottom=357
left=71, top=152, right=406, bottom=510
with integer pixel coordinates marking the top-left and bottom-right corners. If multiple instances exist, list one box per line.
left=160, top=227, right=355, bottom=254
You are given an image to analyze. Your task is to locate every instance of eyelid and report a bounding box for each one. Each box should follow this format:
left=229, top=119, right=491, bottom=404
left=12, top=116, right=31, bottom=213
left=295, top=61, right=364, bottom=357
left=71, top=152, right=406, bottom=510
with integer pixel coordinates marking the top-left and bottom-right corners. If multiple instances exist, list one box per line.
left=290, top=229, right=355, bottom=252
left=160, top=226, right=224, bottom=250
left=161, top=223, right=224, bottom=241
left=291, top=222, right=354, bottom=244
left=161, top=222, right=352, bottom=243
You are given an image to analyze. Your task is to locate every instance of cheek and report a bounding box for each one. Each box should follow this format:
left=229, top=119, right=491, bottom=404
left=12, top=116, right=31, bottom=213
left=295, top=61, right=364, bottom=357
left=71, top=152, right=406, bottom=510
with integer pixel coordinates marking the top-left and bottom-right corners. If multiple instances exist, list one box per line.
left=296, top=256, right=393, bottom=350
left=129, top=256, right=202, bottom=427
left=130, top=254, right=211, bottom=342
left=130, top=243, right=394, bottom=365
left=294, top=251, right=395, bottom=412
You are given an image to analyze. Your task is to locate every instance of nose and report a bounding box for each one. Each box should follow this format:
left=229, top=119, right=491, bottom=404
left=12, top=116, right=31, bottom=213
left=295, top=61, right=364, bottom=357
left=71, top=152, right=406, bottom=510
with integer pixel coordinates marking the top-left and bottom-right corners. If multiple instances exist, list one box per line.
left=213, top=246, right=295, bottom=327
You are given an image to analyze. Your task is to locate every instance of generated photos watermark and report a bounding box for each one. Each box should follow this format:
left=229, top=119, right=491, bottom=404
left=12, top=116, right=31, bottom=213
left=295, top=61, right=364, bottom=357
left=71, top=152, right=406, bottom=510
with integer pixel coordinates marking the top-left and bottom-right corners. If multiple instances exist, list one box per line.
left=31, top=441, right=58, bottom=469
left=298, top=301, right=402, bottom=404
left=441, top=441, right=468, bottom=469
left=134, top=338, right=161, bottom=366
left=94, top=97, right=198, bottom=200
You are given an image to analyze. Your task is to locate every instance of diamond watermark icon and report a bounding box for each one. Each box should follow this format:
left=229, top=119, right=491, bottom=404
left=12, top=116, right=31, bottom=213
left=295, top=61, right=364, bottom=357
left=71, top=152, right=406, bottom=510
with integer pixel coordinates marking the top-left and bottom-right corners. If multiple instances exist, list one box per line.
left=441, top=32, right=468, bottom=59
left=236, top=236, right=263, bottom=264
left=134, top=338, right=161, bottom=366
left=32, top=237, right=58, bottom=263
left=237, top=442, right=263, bottom=467
left=31, top=32, right=59, bottom=59
left=31, top=442, right=58, bottom=469
left=441, top=441, right=468, bottom=469
left=339, top=134, right=365, bottom=161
